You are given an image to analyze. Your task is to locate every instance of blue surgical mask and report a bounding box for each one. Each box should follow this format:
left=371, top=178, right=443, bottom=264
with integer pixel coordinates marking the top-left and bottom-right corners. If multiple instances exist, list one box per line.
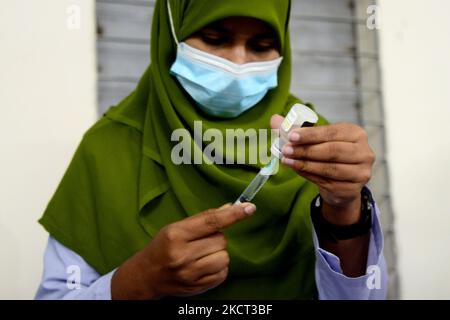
left=166, top=0, right=282, bottom=118
left=170, top=43, right=283, bottom=118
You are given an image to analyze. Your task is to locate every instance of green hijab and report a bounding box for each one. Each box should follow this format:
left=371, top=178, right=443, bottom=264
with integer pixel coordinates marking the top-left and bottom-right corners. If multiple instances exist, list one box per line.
left=39, top=0, right=328, bottom=299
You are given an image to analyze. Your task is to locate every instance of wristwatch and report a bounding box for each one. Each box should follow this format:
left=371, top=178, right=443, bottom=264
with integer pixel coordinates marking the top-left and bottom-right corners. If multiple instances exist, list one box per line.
left=310, top=186, right=374, bottom=243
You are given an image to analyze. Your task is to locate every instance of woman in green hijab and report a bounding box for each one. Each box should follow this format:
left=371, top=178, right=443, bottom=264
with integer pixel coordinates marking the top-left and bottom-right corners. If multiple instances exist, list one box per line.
left=36, top=0, right=387, bottom=300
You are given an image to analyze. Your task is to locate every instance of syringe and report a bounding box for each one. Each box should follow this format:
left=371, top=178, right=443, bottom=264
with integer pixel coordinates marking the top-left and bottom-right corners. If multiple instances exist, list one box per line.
left=234, top=103, right=319, bottom=204
left=234, top=157, right=278, bottom=204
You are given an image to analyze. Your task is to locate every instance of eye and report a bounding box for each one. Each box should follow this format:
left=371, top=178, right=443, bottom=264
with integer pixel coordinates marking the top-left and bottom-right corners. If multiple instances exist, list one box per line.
left=248, top=39, right=279, bottom=53
left=199, top=32, right=229, bottom=46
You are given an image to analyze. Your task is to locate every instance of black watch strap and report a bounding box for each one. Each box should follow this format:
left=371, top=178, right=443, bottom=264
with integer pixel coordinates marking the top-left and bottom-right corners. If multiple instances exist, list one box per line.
left=310, top=186, right=374, bottom=243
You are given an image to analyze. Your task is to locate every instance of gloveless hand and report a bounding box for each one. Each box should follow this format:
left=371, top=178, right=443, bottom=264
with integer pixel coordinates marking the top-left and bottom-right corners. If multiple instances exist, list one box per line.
left=111, top=202, right=256, bottom=299
left=271, top=115, right=375, bottom=216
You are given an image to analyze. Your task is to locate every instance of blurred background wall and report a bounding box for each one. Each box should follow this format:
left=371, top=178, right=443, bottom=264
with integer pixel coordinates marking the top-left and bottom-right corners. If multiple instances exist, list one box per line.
left=378, top=0, right=450, bottom=299
left=0, top=0, right=97, bottom=299
left=0, top=0, right=448, bottom=299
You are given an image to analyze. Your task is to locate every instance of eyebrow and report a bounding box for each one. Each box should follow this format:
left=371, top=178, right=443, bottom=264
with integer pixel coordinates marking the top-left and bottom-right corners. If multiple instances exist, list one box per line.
left=203, top=23, right=230, bottom=34
left=251, top=32, right=278, bottom=40
left=203, top=23, right=278, bottom=40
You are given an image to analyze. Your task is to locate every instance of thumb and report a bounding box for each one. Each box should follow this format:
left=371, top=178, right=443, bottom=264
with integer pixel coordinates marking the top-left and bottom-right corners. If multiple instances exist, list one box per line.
left=270, top=114, right=284, bottom=130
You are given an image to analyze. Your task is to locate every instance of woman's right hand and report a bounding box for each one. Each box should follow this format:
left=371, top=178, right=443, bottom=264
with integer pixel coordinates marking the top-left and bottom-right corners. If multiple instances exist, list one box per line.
left=111, top=202, right=256, bottom=300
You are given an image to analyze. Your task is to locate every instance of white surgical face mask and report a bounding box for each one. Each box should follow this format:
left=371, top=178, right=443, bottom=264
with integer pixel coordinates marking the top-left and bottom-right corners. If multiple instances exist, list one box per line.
left=167, top=1, right=283, bottom=118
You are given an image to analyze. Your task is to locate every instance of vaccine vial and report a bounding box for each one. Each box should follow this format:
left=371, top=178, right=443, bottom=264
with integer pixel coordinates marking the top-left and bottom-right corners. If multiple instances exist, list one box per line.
left=270, top=103, right=319, bottom=159
left=234, top=103, right=318, bottom=204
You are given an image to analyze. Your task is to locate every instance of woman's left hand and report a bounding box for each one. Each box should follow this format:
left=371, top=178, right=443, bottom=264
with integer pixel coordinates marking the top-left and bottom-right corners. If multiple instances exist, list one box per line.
left=271, top=115, right=376, bottom=219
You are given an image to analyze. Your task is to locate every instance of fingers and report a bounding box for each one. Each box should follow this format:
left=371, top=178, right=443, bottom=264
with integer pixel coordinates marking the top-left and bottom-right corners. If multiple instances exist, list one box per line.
left=174, top=250, right=229, bottom=287
left=219, top=203, right=232, bottom=209
left=294, top=169, right=331, bottom=186
left=193, top=250, right=230, bottom=279
left=288, top=123, right=366, bottom=145
left=195, top=267, right=228, bottom=288
left=281, top=158, right=371, bottom=183
left=282, top=141, right=366, bottom=164
left=295, top=170, right=357, bottom=192
left=181, top=203, right=256, bottom=241
left=270, top=114, right=284, bottom=130
left=300, top=170, right=363, bottom=202
left=181, top=268, right=229, bottom=296
left=173, top=267, right=228, bottom=297
left=188, top=232, right=227, bottom=261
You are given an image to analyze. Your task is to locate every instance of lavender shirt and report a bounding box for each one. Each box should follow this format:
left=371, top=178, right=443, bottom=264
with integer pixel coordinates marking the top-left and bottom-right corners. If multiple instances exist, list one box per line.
left=35, top=201, right=388, bottom=300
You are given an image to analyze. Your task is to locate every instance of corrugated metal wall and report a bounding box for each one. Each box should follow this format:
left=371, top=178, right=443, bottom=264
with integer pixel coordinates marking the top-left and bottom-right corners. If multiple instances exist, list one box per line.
left=96, top=0, right=398, bottom=298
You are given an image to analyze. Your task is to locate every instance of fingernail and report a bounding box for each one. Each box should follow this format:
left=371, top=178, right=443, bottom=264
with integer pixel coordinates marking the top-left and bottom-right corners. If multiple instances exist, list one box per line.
left=282, top=157, right=294, bottom=166
left=283, top=145, right=294, bottom=156
left=289, top=132, right=300, bottom=142
left=242, top=203, right=256, bottom=215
